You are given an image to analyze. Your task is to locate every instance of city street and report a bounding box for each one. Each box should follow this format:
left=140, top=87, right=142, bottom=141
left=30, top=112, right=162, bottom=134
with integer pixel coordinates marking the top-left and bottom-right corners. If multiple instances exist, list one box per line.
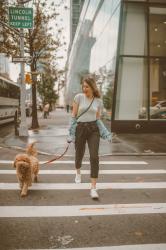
left=1, top=0, right=166, bottom=249
left=0, top=110, right=166, bottom=249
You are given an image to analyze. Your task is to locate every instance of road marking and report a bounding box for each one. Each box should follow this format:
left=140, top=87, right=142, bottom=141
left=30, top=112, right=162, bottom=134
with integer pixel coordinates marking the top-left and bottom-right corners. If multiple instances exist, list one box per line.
left=0, top=160, right=148, bottom=165
left=0, top=169, right=165, bottom=175
left=0, top=203, right=166, bottom=217
left=1, top=182, right=166, bottom=190
left=20, top=244, right=166, bottom=250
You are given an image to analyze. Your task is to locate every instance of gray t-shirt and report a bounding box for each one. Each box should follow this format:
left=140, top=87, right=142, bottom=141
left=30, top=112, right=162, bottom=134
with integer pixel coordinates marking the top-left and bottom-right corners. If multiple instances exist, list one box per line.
left=74, top=93, right=103, bottom=122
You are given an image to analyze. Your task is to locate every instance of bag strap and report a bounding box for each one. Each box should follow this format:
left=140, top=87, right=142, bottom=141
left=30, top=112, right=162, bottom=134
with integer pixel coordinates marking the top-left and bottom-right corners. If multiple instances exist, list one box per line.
left=76, top=97, right=94, bottom=120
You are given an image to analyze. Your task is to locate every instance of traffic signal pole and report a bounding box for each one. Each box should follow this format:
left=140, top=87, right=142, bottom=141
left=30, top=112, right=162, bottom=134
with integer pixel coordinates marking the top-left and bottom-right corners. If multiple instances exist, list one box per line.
left=18, top=1, right=28, bottom=136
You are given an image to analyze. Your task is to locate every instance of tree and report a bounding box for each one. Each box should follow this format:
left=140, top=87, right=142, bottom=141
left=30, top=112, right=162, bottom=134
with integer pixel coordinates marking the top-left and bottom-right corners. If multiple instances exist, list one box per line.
left=103, top=87, right=113, bottom=110
left=0, top=0, right=66, bottom=129
left=25, top=0, right=62, bottom=129
left=37, top=69, right=59, bottom=110
left=0, top=1, right=19, bottom=56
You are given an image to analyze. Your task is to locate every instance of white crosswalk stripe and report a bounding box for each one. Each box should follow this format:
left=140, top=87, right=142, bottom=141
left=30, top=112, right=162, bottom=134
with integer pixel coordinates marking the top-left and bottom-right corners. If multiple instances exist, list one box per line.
left=22, top=244, right=166, bottom=250
left=0, top=160, right=148, bottom=165
left=1, top=182, right=166, bottom=190
left=0, top=169, right=165, bottom=174
left=1, top=203, right=166, bottom=217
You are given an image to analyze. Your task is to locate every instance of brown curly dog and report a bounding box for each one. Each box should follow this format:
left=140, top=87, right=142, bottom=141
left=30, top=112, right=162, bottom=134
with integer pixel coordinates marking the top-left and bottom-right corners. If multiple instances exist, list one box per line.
left=13, top=142, right=40, bottom=197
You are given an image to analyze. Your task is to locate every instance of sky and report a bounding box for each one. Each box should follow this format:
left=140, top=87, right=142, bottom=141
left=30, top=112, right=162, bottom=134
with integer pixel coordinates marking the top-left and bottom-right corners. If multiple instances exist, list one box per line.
left=9, top=0, right=70, bottom=82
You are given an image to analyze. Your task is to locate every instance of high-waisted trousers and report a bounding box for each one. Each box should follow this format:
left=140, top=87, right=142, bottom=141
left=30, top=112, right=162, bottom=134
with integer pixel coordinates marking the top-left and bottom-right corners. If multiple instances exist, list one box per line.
left=75, top=121, right=100, bottom=178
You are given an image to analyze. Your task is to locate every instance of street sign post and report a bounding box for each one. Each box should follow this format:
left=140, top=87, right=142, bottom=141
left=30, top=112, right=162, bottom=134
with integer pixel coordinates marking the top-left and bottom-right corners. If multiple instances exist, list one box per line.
left=12, top=56, right=32, bottom=63
left=9, top=7, right=33, bottom=29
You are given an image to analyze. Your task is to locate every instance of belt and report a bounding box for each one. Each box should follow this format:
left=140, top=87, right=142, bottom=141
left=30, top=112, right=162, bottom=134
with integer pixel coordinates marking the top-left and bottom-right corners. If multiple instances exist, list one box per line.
left=77, top=120, right=97, bottom=124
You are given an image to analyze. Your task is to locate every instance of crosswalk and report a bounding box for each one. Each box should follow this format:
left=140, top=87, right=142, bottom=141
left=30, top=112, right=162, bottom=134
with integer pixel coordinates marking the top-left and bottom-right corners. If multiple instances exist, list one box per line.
left=0, top=157, right=166, bottom=249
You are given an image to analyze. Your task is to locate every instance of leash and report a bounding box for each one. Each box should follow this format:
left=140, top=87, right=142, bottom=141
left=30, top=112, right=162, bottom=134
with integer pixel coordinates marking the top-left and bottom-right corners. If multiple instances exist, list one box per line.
left=41, top=141, right=71, bottom=165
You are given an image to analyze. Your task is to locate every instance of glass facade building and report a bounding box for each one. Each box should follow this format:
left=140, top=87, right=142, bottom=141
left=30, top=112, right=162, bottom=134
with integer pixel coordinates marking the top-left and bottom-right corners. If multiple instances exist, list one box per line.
left=66, top=0, right=120, bottom=104
left=66, top=0, right=166, bottom=132
left=113, top=0, right=166, bottom=132
left=70, top=0, right=85, bottom=43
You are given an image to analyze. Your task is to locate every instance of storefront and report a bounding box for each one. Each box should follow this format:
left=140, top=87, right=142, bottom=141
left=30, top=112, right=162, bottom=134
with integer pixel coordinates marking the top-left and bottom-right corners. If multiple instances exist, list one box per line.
left=112, top=0, right=166, bottom=132
left=66, top=0, right=166, bottom=132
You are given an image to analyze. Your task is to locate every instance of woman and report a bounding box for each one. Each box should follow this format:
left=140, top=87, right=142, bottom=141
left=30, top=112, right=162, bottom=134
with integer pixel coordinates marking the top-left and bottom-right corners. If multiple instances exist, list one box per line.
left=71, top=76, right=103, bottom=199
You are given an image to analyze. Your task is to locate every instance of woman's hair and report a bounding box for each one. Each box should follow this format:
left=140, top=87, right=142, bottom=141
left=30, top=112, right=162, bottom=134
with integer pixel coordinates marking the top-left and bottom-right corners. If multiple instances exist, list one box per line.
left=82, top=76, right=101, bottom=98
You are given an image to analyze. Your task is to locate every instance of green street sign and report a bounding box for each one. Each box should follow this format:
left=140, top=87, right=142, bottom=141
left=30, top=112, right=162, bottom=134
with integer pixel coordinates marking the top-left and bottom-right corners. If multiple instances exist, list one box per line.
left=9, top=7, right=33, bottom=29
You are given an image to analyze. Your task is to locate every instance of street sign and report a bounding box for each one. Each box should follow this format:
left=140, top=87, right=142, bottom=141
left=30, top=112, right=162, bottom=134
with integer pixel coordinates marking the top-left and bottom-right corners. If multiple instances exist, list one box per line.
left=9, top=7, right=33, bottom=29
left=12, top=56, right=32, bottom=63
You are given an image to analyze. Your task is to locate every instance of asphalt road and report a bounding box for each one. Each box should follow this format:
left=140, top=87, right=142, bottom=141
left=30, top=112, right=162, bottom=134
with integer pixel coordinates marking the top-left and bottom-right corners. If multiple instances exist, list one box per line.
left=0, top=152, right=166, bottom=250
left=0, top=123, right=14, bottom=139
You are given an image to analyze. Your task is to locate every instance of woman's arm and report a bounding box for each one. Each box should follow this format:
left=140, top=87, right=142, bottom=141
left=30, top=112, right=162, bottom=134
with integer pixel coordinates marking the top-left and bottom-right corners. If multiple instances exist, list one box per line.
left=96, top=107, right=101, bottom=119
left=72, top=101, right=79, bottom=118
left=96, top=99, right=103, bottom=119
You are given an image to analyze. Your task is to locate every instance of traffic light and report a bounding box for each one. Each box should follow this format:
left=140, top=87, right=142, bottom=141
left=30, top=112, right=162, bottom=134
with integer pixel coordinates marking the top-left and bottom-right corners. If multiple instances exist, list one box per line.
left=25, top=73, right=32, bottom=84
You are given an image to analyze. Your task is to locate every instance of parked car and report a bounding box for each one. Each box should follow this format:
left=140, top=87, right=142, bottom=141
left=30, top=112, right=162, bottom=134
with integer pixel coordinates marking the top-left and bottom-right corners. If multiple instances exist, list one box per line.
left=151, top=110, right=166, bottom=119
left=154, top=100, right=166, bottom=110
left=139, top=100, right=166, bottom=118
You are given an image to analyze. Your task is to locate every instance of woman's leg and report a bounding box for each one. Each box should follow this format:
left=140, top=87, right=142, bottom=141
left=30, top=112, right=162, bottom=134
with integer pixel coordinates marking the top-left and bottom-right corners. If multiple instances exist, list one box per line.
left=87, top=127, right=100, bottom=194
left=91, top=178, right=97, bottom=189
left=75, top=124, right=87, bottom=177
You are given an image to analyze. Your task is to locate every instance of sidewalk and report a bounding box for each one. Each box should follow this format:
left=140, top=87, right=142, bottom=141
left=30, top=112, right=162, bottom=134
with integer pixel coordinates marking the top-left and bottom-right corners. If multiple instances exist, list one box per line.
left=2, top=109, right=166, bottom=156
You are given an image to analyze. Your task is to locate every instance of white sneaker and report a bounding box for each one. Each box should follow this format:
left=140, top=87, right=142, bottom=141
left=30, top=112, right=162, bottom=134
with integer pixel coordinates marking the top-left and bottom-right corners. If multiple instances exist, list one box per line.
left=75, top=173, right=81, bottom=184
left=90, top=188, right=99, bottom=199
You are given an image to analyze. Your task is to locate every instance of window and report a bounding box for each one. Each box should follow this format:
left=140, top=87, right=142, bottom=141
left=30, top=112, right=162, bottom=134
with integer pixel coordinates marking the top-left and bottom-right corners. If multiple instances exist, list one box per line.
left=150, top=58, right=166, bottom=119
left=120, top=3, right=147, bottom=56
left=115, top=57, right=148, bottom=120
left=149, top=7, right=166, bottom=57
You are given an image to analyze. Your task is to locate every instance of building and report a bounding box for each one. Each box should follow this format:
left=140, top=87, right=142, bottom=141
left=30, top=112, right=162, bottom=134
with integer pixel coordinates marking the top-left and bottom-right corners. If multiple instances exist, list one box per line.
left=66, top=0, right=166, bottom=133
left=64, top=0, right=85, bottom=106
left=70, top=0, right=85, bottom=44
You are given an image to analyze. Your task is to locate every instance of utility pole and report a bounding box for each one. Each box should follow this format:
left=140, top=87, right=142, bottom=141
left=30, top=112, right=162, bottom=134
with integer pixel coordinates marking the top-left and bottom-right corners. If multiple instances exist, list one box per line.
left=19, top=28, right=28, bottom=136
left=18, top=0, right=28, bottom=136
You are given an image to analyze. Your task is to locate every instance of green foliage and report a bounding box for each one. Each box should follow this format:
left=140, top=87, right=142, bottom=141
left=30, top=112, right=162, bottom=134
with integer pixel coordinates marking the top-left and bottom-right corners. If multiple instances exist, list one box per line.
left=0, top=0, right=62, bottom=58
left=27, top=0, right=61, bottom=69
left=37, top=73, right=59, bottom=109
left=27, top=0, right=62, bottom=128
left=0, top=1, right=19, bottom=55
left=0, top=0, right=66, bottom=128
left=103, top=87, right=113, bottom=110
